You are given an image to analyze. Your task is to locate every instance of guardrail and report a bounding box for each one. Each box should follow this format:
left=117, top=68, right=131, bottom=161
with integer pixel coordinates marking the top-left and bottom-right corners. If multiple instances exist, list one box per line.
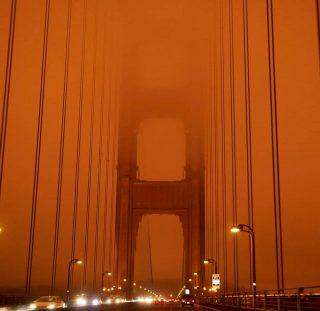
left=0, top=294, right=34, bottom=307
left=199, top=286, right=320, bottom=310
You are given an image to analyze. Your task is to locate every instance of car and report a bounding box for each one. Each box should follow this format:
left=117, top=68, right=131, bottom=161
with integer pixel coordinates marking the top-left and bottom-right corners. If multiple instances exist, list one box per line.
left=28, top=296, right=66, bottom=310
left=180, top=294, right=195, bottom=307
left=67, top=294, right=88, bottom=308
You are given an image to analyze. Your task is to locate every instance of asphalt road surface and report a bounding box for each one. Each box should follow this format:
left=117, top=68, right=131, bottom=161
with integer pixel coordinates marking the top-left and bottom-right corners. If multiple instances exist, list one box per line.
left=67, top=303, right=213, bottom=311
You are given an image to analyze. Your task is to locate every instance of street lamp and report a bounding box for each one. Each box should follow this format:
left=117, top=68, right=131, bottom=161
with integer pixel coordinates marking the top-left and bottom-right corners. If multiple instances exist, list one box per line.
left=66, top=259, right=83, bottom=300
left=231, top=224, right=257, bottom=297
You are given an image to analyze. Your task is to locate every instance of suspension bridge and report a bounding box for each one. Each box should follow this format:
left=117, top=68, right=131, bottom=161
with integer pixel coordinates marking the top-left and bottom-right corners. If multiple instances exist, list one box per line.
left=0, top=0, right=319, bottom=310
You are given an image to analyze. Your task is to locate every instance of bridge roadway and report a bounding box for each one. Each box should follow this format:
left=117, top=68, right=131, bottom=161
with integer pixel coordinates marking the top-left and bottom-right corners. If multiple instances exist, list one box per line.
left=66, top=303, right=216, bottom=311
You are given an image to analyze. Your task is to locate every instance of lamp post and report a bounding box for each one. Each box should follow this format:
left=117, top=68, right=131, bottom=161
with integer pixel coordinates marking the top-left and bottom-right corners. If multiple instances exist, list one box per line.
left=101, top=271, right=112, bottom=291
left=231, top=224, right=257, bottom=305
left=203, top=258, right=218, bottom=291
left=193, top=272, right=199, bottom=291
left=66, top=259, right=83, bottom=300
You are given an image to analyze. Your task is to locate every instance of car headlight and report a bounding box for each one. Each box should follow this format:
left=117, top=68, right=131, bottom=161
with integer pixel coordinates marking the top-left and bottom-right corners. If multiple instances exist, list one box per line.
left=29, top=304, right=37, bottom=310
left=105, top=298, right=112, bottom=305
left=75, top=297, right=87, bottom=307
left=91, top=298, right=100, bottom=306
left=47, top=304, right=56, bottom=310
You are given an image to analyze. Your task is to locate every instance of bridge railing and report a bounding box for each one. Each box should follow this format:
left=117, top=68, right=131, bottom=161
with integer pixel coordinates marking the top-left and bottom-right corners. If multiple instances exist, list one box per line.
left=0, top=294, right=35, bottom=307
left=199, top=286, right=320, bottom=310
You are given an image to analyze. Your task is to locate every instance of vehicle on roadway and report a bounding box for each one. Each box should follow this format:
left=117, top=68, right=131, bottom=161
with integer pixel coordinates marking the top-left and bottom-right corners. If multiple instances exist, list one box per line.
left=180, top=294, right=195, bottom=308
left=28, top=296, right=66, bottom=310
left=68, top=293, right=102, bottom=308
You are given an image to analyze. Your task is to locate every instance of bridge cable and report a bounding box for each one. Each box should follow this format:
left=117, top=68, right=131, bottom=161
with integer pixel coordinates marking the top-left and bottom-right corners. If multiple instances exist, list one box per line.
left=147, top=217, right=154, bottom=287
left=93, top=8, right=108, bottom=290
left=208, top=26, right=214, bottom=264
left=110, top=22, right=121, bottom=281
left=0, top=0, right=17, bottom=198
left=105, top=35, right=117, bottom=281
left=82, top=0, right=99, bottom=290
left=212, top=2, right=220, bottom=274
left=25, top=0, right=52, bottom=294
left=101, top=8, right=112, bottom=283
left=101, top=77, right=112, bottom=277
left=228, top=0, right=239, bottom=292
left=219, top=0, right=228, bottom=292
left=316, top=0, right=320, bottom=68
left=266, top=0, right=285, bottom=291
left=92, top=80, right=104, bottom=290
left=242, top=0, right=254, bottom=287
left=70, top=0, right=88, bottom=290
left=50, top=0, right=73, bottom=295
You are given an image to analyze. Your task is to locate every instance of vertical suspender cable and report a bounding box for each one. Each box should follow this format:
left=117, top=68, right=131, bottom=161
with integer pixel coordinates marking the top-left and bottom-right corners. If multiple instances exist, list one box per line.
left=50, top=0, right=73, bottom=295
left=0, top=0, right=17, bottom=197
left=70, top=0, right=88, bottom=289
left=100, top=1, right=111, bottom=285
left=213, top=5, right=220, bottom=273
left=93, top=31, right=106, bottom=290
left=92, top=91, right=104, bottom=290
left=147, top=217, right=154, bottom=287
left=110, top=25, right=120, bottom=278
left=219, top=0, right=228, bottom=292
left=266, top=0, right=284, bottom=291
left=83, top=0, right=99, bottom=290
left=25, top=0, right=51, bottom=294
left=207, top=27, right=214, bottom=266
left=228, top=0, right=239, bottom=292
left=242, top=0, right=254, bottom=287
left=316, top=0, right=320, bottom=65
left=102, top=64, right=112, bottom=276
left=107, top=39, right=116, bottom=276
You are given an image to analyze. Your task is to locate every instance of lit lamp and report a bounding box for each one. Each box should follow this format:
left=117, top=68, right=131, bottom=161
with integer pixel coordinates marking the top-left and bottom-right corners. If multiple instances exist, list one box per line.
left=231, top=224, right=257, bottom=299
left=230, top=226, right=241, bottom=233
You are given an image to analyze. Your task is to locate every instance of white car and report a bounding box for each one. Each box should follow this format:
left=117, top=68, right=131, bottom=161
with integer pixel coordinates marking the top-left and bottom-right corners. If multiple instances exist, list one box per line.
left=29, top=296, right=66, bottom=310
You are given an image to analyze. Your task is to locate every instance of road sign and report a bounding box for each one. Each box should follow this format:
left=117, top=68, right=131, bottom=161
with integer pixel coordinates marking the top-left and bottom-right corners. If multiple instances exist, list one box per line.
left=212, top=274, right=220, bottom=290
